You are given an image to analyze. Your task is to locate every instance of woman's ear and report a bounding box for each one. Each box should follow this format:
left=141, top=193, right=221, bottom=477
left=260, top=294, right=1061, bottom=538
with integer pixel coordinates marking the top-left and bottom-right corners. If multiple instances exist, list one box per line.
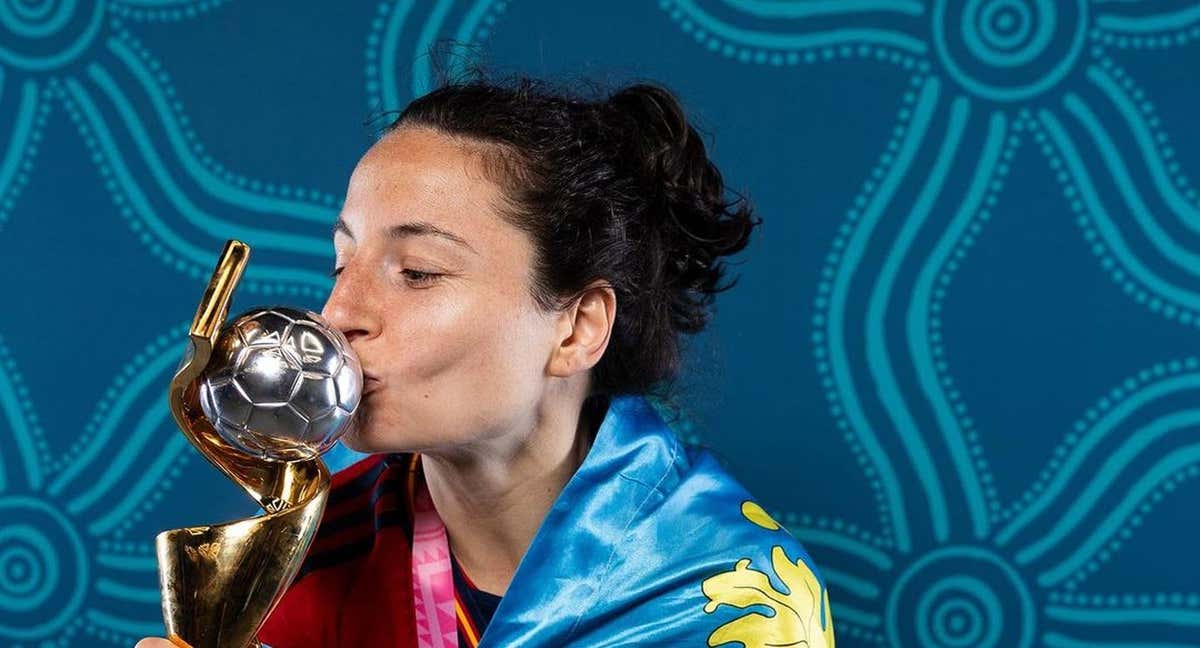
left=546, top=281, right=616, bottom=378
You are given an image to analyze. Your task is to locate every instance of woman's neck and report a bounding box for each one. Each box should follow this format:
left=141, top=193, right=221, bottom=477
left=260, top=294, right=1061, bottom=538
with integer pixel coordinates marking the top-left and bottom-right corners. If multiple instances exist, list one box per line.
left=419, top=394, right=606, bottom=597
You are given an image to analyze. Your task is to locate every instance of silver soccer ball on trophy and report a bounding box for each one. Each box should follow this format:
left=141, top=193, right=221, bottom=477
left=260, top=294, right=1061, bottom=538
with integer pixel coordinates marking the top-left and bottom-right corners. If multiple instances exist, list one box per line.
left=198, top=307, right=362, bottom=462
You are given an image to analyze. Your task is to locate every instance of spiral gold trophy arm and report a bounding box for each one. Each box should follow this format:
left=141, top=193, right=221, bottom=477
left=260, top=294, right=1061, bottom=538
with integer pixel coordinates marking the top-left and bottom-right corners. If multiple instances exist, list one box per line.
left=157, top=240, right=332, bottom=648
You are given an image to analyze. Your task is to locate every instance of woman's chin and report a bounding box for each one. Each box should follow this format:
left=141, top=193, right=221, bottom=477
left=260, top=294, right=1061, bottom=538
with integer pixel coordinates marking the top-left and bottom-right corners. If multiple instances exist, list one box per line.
left=338, top=423, right=376, bottom=453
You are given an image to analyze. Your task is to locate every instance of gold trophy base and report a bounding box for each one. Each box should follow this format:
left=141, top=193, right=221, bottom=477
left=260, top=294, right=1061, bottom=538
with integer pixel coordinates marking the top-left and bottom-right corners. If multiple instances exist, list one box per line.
left=155, top=462, right=329, bottom=648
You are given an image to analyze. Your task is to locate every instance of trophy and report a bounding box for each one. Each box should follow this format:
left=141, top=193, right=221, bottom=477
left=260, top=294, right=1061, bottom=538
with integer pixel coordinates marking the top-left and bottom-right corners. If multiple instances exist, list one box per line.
left=155, top=239, right=363, bottom=647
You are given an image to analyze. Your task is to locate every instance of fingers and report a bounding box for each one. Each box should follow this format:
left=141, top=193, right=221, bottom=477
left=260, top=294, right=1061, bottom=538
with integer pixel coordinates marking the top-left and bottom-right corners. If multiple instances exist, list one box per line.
left=134, top=639, right=177, bottom=648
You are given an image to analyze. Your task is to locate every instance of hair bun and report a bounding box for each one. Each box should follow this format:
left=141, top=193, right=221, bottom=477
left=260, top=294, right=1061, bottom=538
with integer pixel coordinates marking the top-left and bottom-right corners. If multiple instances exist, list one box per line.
left=602, top=83, right=762, bottom=333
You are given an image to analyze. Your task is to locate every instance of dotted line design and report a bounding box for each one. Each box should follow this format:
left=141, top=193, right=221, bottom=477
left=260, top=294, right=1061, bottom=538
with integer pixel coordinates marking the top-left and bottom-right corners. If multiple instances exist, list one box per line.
left=1048, top=589, right=1200, bottom=608
left=657, top=0, right=929, bottom=71
left=926, top=115, right=1026, bottom=527
left=785, top=514, right=892, bottom=550
left=832, top=619, right=885, bottom=645
left=363, top=1, right=394, bottom=116
left=812, top=76, right=928, bottom=552
left=40, top=616, right=83, bottom=648
left=111, top=451, right=193, bottom=539
left=1060, top=459, right=1199, bottom=590
left=1090, top=23, right=1200, bottom=50
left=52, top=76, right=326, bottom=298
left=0, top=333, right=52, bottom=478
left=364, top=0, right=512, bottom=118
left=96, top=538, right=156, bottom=556
left=81, top=611, right=139, bottom=647
left=109, top=0, right=232, bottom=23
left=111, top=23, right=342, bottom=208
left=1028, top=109, right=1200, bottom=326
left=1094, top=50, right=1200, bottom=212
left=48, top=324, right=190, bottom=475
left=0, top=84, right=51, bottom=233
left=466, top=0, right=510, bottom=44
left=54, top=75, right=212, bottom=283
left=997, top=357, right=1200, bottom=524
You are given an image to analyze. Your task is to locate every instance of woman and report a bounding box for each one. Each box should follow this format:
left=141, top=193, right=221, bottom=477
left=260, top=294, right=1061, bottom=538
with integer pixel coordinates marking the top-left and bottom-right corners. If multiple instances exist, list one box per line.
left=138, top=73, right=835, bottom=647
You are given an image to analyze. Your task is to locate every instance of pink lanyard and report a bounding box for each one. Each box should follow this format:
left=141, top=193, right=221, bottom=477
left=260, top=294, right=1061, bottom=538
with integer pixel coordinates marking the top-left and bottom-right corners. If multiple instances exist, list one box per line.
left=410, top=454, right=459, bottom=648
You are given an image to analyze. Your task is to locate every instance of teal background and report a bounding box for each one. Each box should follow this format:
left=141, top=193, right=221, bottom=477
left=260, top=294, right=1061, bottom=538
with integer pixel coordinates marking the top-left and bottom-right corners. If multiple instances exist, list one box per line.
left=1, top=0, right=1199, bottom=646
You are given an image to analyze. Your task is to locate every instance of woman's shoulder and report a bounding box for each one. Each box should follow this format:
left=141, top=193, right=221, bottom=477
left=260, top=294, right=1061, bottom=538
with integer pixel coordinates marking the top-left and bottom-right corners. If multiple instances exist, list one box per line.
left=578, top=438, right=837, bottom=646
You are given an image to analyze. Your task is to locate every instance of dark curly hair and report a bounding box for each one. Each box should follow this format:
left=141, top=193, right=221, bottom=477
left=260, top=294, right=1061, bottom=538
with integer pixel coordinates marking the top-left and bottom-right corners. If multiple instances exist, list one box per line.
left=376, top=67, right=761, bottom=410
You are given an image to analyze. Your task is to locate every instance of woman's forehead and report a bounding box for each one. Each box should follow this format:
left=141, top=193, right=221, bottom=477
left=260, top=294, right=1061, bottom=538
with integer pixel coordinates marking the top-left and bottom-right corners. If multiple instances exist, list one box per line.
left=342, top=128, right=506, bottom=240
left=353, top=128, right=484, bottom=197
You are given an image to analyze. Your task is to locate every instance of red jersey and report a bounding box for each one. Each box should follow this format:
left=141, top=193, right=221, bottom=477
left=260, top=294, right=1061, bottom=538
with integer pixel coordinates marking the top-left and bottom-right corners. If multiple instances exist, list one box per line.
left=259, top=453, right=501, bottom=648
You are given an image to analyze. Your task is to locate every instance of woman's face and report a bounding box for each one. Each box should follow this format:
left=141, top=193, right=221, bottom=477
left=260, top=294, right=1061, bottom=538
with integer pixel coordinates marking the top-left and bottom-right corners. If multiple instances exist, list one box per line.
left=322, top=126, right=565, bottom=454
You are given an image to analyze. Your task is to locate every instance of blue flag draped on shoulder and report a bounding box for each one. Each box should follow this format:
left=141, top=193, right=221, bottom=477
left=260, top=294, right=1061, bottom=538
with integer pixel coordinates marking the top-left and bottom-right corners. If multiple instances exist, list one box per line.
left=479, top=394, right=836, bottom=647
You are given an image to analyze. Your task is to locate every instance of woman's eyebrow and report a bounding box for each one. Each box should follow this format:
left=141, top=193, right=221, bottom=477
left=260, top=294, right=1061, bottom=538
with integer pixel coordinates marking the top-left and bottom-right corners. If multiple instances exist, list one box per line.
left=388, top=221, right=479, bottom=255
left=331, top=217, right=478, bottom=256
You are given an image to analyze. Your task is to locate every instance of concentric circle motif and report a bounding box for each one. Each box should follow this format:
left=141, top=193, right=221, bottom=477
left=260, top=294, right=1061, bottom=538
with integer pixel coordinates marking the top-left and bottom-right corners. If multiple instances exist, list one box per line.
left=0, top=496, right=89, bottom=641
left=933, top=0, right=1087, bottom=102
left=886, top=546, right=1035, bottom=648
left=0, top=0, right=106, bottom=71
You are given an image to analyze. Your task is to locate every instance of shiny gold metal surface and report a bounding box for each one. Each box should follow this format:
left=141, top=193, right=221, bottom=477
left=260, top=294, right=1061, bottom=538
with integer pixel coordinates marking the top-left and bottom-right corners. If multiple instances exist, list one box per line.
left=156, top=240, right=331, bottom=648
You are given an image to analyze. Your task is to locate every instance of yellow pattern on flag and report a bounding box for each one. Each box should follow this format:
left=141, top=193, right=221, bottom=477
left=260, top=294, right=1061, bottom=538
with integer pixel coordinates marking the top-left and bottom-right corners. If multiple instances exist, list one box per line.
left=701, top=501, right=835, bottom=648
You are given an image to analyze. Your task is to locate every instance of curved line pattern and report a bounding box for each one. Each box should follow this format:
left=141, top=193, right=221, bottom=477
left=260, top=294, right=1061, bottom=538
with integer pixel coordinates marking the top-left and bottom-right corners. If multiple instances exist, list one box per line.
left=1012, top=407, right=1200, bottom=564
left=0, top=0, right=103, bottom=70
left=998, top=371, right=1200, bottom=545
left=0, top=335, right=44, bottom=492
left=85, top=63, right=329, bottom=256
left=46, top=330, right=180, bottom=497
left=60, top=78, right=332, bottom=288
left=380, top=0, right=416, bottom=112
left=663, top=0, right=928, bottom=54
left=1088, top=65, right=1200, bottom=237
left=0, top=0, right=75, bottom=39
left=411, top=0, right=456, bottom=97
left=1038, top=109, right=1200, bottom=313
left=115, top=0, right=220, bottom=7
left=906, top=111, right=1009, bottom=542
left=1043, top=631, right=1198, bottom=648
left=1045, top=604, right=1200, bottom=627
left=821, top=567, right=881, bottom=600
left=1033, top=441, right=1200, bottom=586
left=95, top=578, right=161, bottom=605
left=453, top=0, right=503, bottom=58
left=718, top=0, right=924, bottom=18
left=0, top=80, right=39, bottom=214
left=66, top=399, right=172, bottom=516
left=109, top=0, right=233, bottom=22
left=84, top=609, right=164, bottom=640
left=1096, top=5, right=1200, bottom=33
left=1035, top=409, right=1200, bottom=569
left=865, top=95, right=970, bottom=546
left=96, top=553, right=157, bottom=571
left=105, top=36, right=338, bottom=224
left=824, top=601, right=883, bottom=629
left=825, top=77, right=942, bottom=554
left=792, top=527, right=895, bottom=571
left=1063, top=93, right=1200, bottom=278
left=88, top=434, right=188, bottom=536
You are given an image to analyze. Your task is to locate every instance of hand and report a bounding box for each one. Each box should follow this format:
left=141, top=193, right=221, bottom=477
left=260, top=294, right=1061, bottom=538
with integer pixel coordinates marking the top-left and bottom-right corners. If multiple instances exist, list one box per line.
left=134, top=639, right=176, bottom=648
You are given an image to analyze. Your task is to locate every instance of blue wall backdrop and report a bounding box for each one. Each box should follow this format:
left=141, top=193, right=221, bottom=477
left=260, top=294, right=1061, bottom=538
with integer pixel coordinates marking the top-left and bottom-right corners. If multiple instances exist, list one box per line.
left=1, top=0, right=1199, bottom=646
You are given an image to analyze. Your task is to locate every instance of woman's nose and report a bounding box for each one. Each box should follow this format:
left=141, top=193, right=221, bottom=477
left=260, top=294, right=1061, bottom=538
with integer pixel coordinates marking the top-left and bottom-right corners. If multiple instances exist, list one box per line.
left=321, top=269, right=376, bottom=344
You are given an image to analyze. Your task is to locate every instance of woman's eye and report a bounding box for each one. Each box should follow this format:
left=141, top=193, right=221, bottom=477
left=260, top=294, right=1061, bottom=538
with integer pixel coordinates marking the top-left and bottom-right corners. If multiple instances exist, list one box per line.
left=329, top=267, right=344, bottom=278
left=401, top=269, right=441, bottom=286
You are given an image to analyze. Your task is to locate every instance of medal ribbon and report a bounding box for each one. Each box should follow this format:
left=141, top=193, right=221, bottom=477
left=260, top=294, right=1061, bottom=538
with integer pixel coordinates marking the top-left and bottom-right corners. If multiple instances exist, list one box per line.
left=410, top=454, right=459, bottom=648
